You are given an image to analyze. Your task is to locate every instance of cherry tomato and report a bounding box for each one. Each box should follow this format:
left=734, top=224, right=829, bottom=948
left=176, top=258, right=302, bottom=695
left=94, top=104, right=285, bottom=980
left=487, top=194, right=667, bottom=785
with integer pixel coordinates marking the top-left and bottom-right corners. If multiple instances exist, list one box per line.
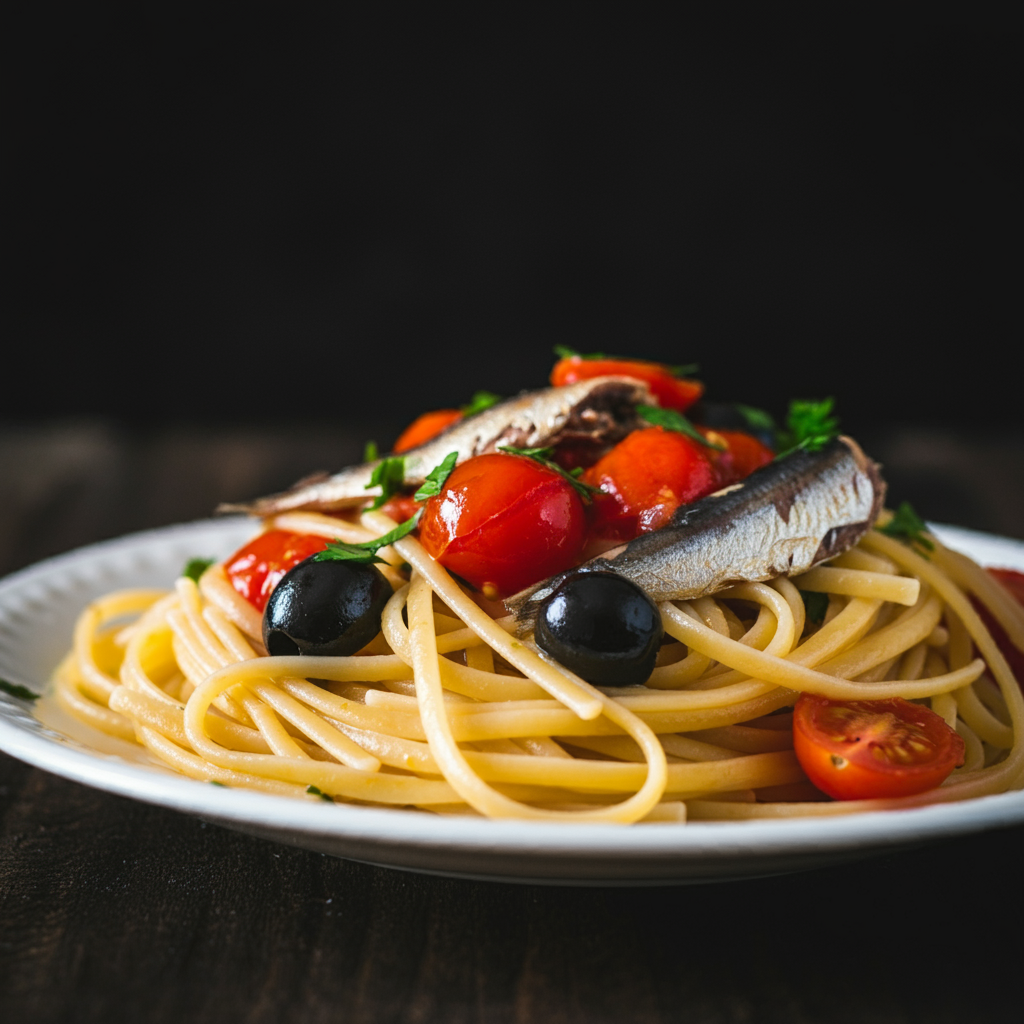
left=223, top=530, right=329, bottom=612
left=582, top=426, right=719, bottom=539
left=392, top=409, right=463, bottom=453
left=379, top=493, right=424, bottom=524
left=989, top=567, right=1024, bottom=605
left=550, top=355, right=703, bottom=412
left=793, top=694, right=965, bottom=800
left=418, top=453, right=587, bottom=598
left=971, top=568, right=1024, bottom=691
left=703, top=428, right=774, bottom=487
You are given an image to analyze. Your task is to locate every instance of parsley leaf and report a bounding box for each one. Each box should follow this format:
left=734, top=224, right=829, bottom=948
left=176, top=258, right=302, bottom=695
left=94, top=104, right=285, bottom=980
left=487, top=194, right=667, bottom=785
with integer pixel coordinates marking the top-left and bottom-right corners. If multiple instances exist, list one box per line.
left=314, top=514, right=421, bottom=565
left=637, top=404, right=726, bottom=450
left=363, top=440, right=379, bottom=463
left=666, top=363, right=700, bottom=377
left=553, top=345, right=604, bottom=360
left=878, top=501, right=935, bottom=554
left=413, top=451, right=459, bottom=502
left=461, top=391, right=502, bottom=416
left=182, top=557, right=215, bottom=584
left=365, top=456, right=406, bottom=511
left=775, top=398, right=840, bottom=458
left=209, top=780, right=227, bottom=788
left=799, top=590, right=830, bottom=626
left=498, top=445, right=601, bottom=502
left=306, top=785, right=335, bottom=802
left=0, top=678, right=40, bottom=701
left=734, top=404, right=777, bottom=436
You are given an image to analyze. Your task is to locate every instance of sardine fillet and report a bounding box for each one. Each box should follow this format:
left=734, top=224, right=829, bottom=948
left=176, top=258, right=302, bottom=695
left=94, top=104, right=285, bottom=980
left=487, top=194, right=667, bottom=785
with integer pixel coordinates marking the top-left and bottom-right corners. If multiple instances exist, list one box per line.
left=508, top=436, right=886, bottom=628
left=223, top=376, right=653, bottom=516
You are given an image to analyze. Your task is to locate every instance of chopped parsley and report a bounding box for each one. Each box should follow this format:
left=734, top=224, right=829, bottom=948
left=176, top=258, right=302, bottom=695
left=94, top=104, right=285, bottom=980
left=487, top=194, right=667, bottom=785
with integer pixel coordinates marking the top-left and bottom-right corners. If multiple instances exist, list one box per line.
left=182, top=557, right=215, bottom=583
left=461, top=390, right=502, bottom=416
left=0, top=679, right=40, bottom=701
left=734, top=404, right=777, bottom=436
left=878, top=501, right=935, bottom=554
left=363, top=440, right=379, bottom=463
left=306, top=785, right=335, bottom=802
left=314, top=514, right=421, bottom=565
left=637, top=405, right=725, bottom=450
left=775, top=398, right=840, bottom=458
left=365, top=456, right=406, bottom=511
left=498, top=445, right=601, bottom=502
left=209, top=780, right=227, bottom=788
left=799, top=590, right=830, bottom=626
left=413, top=451, right=459, bottom=502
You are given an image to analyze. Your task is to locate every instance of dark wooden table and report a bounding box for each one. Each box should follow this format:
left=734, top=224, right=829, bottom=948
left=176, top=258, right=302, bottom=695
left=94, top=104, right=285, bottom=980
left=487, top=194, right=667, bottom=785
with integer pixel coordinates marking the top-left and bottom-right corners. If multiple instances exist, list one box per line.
left=2, top=421, right=1022, bottom=1023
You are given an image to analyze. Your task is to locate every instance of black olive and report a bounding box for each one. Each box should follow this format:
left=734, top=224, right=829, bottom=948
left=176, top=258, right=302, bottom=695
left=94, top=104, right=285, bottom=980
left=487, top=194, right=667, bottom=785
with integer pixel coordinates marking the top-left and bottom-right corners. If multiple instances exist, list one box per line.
left=535, top=570, right=663, bottom=686
left=262, top=556, right=391, bottom=658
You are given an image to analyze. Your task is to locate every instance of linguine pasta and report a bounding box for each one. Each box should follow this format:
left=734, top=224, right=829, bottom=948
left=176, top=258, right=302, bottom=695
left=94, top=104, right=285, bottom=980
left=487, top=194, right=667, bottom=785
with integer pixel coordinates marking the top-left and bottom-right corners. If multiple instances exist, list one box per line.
left=53, top=509, right=1024, bottom=823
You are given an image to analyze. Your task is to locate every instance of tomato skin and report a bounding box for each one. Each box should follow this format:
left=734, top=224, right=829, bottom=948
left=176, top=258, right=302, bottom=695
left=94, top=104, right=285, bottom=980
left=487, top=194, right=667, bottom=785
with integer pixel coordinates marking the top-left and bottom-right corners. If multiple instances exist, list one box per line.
left=582, top=427, right=719, bottom=539
left=393, top=409, right=463, bottom=453
left=793, top=694, right=965, bottom=800
left=223, top=530, right=329, bottom=612
left=418, top=453, right=587, bottom=598
left=550, top=356, right=703, bottom=412
left=704, top=428, right=775, bottom=487
left=379, top=493, right=423, bottom=524
left=972, top=568, right=1024, bottom=691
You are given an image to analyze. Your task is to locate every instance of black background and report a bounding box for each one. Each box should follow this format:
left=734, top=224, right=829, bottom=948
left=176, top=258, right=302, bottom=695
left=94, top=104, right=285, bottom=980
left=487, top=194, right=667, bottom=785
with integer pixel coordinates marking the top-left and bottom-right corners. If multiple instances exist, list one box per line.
left=10, top=13, right=1022, bottom=441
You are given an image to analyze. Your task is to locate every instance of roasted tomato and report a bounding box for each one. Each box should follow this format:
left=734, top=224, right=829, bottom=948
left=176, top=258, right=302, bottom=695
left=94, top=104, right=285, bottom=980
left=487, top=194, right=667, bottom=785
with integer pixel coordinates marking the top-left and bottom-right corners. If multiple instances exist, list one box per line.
left=550, top=355, right=703, bottom=412
left=223, top=530, right=329, bottom=612
left=972, top=568, right=1024, bottom=690
left=418, top=453, right=587, bottom=598
left=582, top=426, right=719, bottom=539
left=793, top=694, right=965, bottom=800
left=392, top=409, right=464, bottom=453
left=703, top=428, right=774, bottom=487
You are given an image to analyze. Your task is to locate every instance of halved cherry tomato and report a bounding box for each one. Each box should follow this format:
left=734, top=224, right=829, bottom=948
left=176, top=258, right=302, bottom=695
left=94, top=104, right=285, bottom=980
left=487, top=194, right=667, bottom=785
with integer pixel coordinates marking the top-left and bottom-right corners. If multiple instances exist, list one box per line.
left=793, top=694, right=965, bottom=800
left=581, top=426, right=719, bottom=540
left=971, top=567, right=1024, bottom=691
left=393, top=409, right=463, bottom=453
left=702, top=428, right=774, bottom=487
left=550, top=356, right=703, bottom=412
left=418, top=453, right=587, bottom=598
left=223, top=530, right=329, bottom=612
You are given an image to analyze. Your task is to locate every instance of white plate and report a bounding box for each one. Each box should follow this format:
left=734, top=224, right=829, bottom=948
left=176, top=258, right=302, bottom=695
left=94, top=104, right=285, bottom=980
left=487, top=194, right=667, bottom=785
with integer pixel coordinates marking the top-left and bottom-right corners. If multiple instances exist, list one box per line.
left=1, top=518, right=1023, bottom=885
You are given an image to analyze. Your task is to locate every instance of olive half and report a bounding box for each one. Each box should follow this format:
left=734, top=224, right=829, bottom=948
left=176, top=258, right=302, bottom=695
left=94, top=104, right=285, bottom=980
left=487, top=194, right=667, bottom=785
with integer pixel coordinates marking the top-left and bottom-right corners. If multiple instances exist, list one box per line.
left=262, top=556, right=391, bottom=658
left=535, top=570, right=663, bottom=686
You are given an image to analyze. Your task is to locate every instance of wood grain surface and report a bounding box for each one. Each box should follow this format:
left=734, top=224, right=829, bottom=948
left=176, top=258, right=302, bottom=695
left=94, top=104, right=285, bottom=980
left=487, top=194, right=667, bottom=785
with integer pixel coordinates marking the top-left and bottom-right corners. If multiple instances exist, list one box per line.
left=2, top=423, right=1022, bottom=1023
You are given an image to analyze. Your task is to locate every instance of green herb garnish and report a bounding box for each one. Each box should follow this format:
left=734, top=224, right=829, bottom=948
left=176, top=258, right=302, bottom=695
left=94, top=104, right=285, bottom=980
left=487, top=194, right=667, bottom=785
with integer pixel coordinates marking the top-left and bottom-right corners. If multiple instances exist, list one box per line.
left=461, top=390, right=502, bottom=416
left=775, top=398, right=840, bottom=458
left=314, top=514, right=421, bottom=565
left=735, top=404, right=777, bottom=436
left=799, top=590, right=830, bottom=626
left=878, top=501, right=935, bottom=554
left=498, top=445, right=601, bottom=502
left=554, top=345, right=604, bottom=360
left=363, top=440, right=379, bottom=463
left=182, top=557, right=215, bottom=584
left=209, top=780, right=227, bottom=788
left=306, top=785, right=334, bottom=802
left=0, top=679, right=40, bottom=701
left=413, top=451, right=459, bottom=502
left=637, top=405, right=726, bottom=451
left=365, top=456, right=406, bottom=511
